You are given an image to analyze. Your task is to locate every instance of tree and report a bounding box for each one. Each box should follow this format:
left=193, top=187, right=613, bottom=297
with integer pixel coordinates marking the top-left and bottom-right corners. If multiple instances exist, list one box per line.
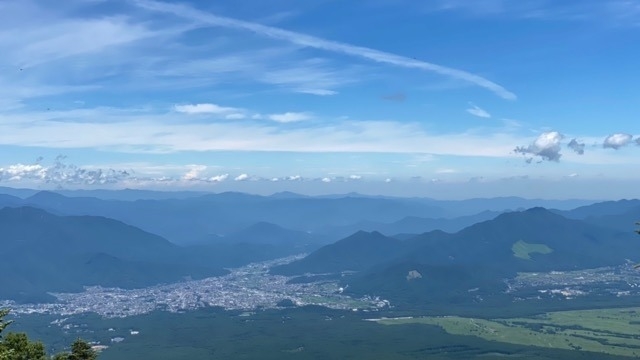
left=0, top=309, right=97, bottom=360
left=48, top=339, right=98, bottom=360
left=0, top=333, right=46, bottom=360
left=0, top=310, right=12, bottom=336
left=635, top=222, right=640, bottom=269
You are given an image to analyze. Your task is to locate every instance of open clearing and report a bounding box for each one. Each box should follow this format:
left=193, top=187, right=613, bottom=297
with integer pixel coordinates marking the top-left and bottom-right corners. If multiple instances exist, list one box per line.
left=377, top=307, right=640, bottom=357
left=511, top=240, right=553, bottom=260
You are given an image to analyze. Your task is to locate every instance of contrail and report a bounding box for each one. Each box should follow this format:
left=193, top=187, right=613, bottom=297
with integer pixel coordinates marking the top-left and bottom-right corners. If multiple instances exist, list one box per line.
left=134, top=0, right=517, bottom=100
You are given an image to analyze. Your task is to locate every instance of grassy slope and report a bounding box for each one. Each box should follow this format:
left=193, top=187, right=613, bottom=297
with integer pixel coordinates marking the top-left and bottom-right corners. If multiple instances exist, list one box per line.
left=512, top=240, right=554, bottom=260
left=379, top=307, right=640, bottom=358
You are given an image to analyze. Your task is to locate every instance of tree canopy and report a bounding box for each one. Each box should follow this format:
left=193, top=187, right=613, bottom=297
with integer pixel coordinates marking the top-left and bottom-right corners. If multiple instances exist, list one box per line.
left=0, top=309, right=97, bottom=360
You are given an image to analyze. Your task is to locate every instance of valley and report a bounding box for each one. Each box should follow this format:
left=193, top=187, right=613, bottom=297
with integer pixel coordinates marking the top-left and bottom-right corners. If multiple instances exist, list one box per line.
left=2, top=256, right=386, bottom=319
left=2, top=190, right=640, bottom=359
left=376, top=307, right=640, bottom=358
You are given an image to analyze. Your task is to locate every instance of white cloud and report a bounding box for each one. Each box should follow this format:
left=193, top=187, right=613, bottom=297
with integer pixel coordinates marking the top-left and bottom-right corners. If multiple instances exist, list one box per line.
left=384, top=178, right=392, bottom=183
left=514, top=131, right=564, bottom=162
left=225, top=113, right=247, bottom=120
left=0, top=157, right=131, bottom=185
left=268, top=112, right=311, bottom=123
left=135, top=0, right=516, bottom=100
left=603, top=133, right=633, bottom=149
left=287, top=175, right=302, bottom=181
left=257, top=58, right=351, bottom=96
left=174, top=103, right=242, bottom=115
left=466, top=103, right=491, bottom=118
left=426, top=0, right=640, bottom=26
left=349, top=175, right=363, bottom=180
left=299, top=89, right=337, bottom=96
left=209, top=173, right=229, bottom=182
left=0, top=110, right=542, bottom=158
left=182, top=164, right=207, bottom=180
left=0, top=163, right=47, bottom=181
left=10, top=17, right=155, bottom=67
left=321, top=177, right=332, bottom=183
left=234, top=173, right=250, bottom=181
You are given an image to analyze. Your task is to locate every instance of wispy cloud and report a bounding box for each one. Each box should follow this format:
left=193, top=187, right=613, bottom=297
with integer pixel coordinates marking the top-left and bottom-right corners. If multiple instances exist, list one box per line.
left=0, top=108, right=522, bottom=156
left=466, top=103, right=491, bottom=118
left=426, top=0, right=640, bottom=26
left=174, top=103, right=243, bottom=115
left=134, top=0, right=516, bottom=100
left=268, top=112, right=311, bottom=123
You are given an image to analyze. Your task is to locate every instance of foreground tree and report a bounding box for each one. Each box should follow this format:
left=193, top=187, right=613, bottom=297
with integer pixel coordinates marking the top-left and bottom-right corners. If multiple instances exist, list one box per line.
left=54, top=339, right=97, bottom=360
left=635, top=222, right=640, bottom=269
left=0, top=310, right=97, bottom=360
left=0, top=309, right=11, bottom=335
left=0, top=333, right=46, bottom=360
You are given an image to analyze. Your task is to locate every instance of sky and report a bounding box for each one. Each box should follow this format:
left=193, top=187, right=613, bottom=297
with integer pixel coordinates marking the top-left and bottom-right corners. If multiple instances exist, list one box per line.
left=0, top=0, right=639, bottom=199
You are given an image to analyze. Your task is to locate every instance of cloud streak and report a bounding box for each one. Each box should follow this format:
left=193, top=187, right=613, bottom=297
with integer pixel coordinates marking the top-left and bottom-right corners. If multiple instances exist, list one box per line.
left=134, top=0, right=516, bottom=100
left=466, top=103, right=491, bottom=118
left=268, top=112, right=311, bottom=123
left=174, top=103, right=243, bottom=115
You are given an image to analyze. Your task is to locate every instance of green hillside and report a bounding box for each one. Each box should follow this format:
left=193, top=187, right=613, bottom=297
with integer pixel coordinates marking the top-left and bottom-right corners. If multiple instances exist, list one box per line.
left=512, top=240, right=553, bottom=260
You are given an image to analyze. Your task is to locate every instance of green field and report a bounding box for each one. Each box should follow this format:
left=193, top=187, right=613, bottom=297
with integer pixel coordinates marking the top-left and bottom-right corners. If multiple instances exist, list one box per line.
left=378, top=307, right=640, bottom=357
left=8, top=306, right=634, bottom=360
left=512, top=240, right=553, bottom=260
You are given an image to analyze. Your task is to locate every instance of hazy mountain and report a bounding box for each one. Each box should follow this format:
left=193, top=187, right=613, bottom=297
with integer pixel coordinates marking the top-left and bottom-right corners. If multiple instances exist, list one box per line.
left=20, top=191, right=450, bottom=244
left=0, top=207, right=226, bottom=302
left=0, top=186, right=39, bottom=198
left=55, top=188, right=211, bottom=201
left=222, top=221, right=322, bottom=247
left=268, top=191, right=309, bottom=199
left=276, top=208, right=640, bottom=305
left=556, top=199, right=640, bottom=220
left=271, top=231, right=403, bottom=275
left=8, top=189, right=617, bottom=248
left=352, top=208, right=640, bottom=305
left=0, top=194, right=22, bottom=208
left=585, top=206, right=640, bottom=233
left=405, top=208, right=639, bottom=270
left=435, top=196, right=595, bottom=214
left=320, top=210, right=502, bottom=239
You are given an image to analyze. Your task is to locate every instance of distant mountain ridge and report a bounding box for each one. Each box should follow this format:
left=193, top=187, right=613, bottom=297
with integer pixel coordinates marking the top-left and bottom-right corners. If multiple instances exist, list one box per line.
left=0, top=190, right=604, bottom=245
left=274, top=207, right=640, bottom=306
left=0, top=206, right=227, bottom=302
left=271, top=231, right=403, bottom=275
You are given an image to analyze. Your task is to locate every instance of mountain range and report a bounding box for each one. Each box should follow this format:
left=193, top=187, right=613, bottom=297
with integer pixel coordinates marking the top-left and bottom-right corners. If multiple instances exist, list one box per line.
left=273, top=208, right=640, bottom=306
left=0, top=207, right=227, bottom=302
left=1, top=187, right=639, bottom=308
left=0, top=189, right=599, bottom=245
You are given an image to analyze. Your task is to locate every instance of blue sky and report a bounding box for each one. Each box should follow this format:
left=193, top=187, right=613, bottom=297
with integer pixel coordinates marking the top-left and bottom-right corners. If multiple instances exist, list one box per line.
left=0, top=0, right=639, bottom=198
